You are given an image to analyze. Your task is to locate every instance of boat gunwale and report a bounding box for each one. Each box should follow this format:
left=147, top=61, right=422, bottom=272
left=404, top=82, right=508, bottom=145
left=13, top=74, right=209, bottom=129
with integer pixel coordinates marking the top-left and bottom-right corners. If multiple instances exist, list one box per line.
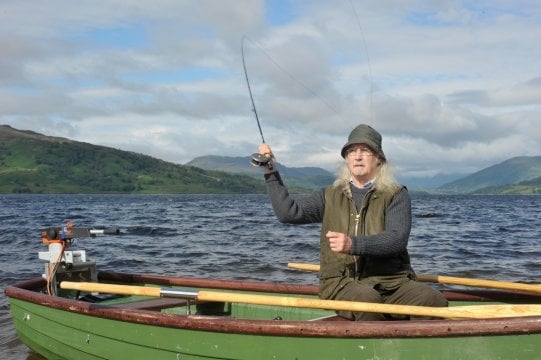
left=5, top=272, right=541, bottom=339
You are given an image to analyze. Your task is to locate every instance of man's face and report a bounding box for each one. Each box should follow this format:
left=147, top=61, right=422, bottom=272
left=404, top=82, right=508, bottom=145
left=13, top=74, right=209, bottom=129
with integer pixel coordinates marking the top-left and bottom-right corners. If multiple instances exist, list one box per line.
left=345, top=144, right=380, bottom=184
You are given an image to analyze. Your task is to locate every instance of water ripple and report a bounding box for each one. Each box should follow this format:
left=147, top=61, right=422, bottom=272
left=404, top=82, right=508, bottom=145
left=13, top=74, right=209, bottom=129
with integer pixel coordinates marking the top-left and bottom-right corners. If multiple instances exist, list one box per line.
left=0, top=193, right=539, bottom=359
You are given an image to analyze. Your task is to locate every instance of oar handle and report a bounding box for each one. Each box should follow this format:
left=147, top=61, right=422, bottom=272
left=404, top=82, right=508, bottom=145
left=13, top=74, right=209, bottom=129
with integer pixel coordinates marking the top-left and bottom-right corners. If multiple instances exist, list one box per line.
left=288, top=262, right=320, bottom=272
left=61, top=281, right=162, bottom=297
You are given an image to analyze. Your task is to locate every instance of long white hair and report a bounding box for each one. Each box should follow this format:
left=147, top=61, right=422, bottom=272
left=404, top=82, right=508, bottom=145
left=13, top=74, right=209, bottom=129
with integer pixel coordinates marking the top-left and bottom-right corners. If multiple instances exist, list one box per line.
left=333, top=160, right=400, bottom=193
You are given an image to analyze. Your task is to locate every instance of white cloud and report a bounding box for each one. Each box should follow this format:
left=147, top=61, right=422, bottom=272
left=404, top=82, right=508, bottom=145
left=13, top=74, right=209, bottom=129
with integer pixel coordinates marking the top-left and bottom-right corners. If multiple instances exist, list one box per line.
left=1, top=0, right=540, bottom=177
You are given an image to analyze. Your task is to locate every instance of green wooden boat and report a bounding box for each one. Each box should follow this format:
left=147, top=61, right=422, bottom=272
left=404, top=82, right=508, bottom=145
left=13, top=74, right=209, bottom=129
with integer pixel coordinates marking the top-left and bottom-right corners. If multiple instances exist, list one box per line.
left=6, top=226, right=541, bottom=359
left=6, top=271, right=541, bottom=360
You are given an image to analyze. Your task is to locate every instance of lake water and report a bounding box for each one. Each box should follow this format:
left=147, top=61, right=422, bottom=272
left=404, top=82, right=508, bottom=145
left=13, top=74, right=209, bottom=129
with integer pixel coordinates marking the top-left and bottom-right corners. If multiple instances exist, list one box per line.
left=1, top=193, right=540, bottom=359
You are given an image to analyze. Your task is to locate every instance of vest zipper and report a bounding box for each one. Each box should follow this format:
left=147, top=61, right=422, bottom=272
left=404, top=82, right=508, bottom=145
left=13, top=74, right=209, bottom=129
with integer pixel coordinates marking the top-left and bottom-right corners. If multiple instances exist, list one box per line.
left=353, top=212, right=360, bottom=276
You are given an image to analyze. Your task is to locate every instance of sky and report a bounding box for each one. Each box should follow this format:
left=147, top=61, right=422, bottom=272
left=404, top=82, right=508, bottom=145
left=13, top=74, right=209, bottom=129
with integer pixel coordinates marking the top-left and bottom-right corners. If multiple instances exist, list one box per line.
left=1, top=0, right=540, bottom=178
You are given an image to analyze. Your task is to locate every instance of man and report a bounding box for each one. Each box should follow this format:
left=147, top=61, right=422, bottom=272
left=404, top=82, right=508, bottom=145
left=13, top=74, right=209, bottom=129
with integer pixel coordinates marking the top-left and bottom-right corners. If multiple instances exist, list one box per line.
left=257, top=124, right=447, bottom=320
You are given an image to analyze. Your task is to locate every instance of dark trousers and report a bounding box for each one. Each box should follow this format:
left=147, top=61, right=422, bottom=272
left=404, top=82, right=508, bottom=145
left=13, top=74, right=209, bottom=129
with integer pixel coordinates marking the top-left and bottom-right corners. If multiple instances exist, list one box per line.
left=334, top=279, right=448, bottom=321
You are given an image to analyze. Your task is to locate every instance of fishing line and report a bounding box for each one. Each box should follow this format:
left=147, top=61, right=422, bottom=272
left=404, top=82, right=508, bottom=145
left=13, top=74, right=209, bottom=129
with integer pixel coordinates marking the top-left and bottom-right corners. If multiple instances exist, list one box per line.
left=349, top=0, right=374, bottom=121
left=241, top=35, right=343, bottom=167
left=241, top=5, right=375, bottom=165
left=243, top=36, right=341, bottom=117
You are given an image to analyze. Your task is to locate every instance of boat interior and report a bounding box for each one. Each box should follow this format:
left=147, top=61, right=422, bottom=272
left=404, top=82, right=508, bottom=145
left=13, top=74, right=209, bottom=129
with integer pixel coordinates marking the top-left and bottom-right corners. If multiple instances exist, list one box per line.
left=76, top=291, right=342, bottom=321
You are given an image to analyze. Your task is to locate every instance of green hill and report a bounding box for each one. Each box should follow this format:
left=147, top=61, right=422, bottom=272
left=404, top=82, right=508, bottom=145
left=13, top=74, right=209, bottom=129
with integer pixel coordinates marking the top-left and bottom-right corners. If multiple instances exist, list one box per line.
left=438, top=156, right=541, bottom=194
left=0, top=125, right=265, bottom=194
left=471, top=176, right=541, bottom=195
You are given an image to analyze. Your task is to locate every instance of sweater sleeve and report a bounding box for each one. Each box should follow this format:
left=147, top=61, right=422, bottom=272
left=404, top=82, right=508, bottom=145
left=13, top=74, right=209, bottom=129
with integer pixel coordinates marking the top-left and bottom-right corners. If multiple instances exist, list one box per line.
left=350, top=187, right=412, bottom=256
left=264, top=171, right=325, bottom=224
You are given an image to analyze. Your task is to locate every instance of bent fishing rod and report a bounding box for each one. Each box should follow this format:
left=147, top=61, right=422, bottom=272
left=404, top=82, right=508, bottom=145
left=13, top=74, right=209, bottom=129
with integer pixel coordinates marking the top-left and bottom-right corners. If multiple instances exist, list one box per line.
left=241, top=36, right=272, bottom=169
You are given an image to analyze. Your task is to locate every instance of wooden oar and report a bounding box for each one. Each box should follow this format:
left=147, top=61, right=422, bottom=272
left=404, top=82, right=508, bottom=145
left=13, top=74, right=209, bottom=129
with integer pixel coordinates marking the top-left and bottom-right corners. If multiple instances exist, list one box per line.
left=60, top=281, right=541, bottom=319
left=288, top=263, right=320, bottom=272
left=287, top=262, right=541, bottom=295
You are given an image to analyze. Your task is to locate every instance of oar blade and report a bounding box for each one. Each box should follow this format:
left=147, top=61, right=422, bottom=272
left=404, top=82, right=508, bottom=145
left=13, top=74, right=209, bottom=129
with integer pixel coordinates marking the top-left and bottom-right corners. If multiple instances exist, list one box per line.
left=447, top=304, right=541, bottom=319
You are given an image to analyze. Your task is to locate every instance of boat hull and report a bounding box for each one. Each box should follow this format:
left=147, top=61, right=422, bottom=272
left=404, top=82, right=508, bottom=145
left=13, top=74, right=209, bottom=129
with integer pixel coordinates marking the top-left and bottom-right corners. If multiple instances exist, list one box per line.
left=6, top=272, right=541, bottom=360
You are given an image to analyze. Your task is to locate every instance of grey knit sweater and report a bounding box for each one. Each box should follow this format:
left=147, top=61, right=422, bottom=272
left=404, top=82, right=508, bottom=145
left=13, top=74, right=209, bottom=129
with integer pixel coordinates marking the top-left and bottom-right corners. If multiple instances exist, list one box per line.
left=264, top=171, right=412, bottom=257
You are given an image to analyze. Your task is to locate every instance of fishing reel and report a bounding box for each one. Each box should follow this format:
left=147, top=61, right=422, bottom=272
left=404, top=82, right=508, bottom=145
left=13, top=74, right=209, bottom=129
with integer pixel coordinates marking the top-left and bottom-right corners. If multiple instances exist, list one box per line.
left=250, top=153, right=273, bottom=170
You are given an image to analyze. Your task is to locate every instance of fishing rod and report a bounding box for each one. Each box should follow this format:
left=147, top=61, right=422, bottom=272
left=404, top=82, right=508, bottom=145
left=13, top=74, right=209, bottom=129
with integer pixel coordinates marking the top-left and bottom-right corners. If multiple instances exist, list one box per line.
left=241, top=36, right=272, bottom=169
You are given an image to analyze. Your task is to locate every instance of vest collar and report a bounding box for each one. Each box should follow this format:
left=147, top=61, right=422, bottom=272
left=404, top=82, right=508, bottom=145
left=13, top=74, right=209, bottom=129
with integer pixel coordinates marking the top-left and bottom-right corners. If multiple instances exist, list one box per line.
left=349, top=177, right=375, bottom=190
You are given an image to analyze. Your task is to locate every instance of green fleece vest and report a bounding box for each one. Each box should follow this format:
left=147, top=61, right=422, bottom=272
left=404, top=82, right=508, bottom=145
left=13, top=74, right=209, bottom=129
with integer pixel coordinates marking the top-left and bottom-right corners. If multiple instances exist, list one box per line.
left=318, top=183, right=413, bottom=300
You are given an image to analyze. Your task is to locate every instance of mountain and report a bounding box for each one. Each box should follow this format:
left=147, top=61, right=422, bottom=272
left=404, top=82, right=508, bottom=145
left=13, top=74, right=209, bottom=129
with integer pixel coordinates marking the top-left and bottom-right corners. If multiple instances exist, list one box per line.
left=188, top=154, right=541, bottom=195
left=2, top=124, right=538, bottom=195
left=0, top=125, right=265, bottom=194
left=438, top=156, right=541, bottom=194
left=187, top=155, right=335, bottom=191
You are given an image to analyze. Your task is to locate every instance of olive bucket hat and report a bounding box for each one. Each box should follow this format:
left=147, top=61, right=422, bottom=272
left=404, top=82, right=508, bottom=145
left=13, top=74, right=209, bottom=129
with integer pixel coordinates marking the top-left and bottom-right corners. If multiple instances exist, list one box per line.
left=340, top=124, right=386, bottom=162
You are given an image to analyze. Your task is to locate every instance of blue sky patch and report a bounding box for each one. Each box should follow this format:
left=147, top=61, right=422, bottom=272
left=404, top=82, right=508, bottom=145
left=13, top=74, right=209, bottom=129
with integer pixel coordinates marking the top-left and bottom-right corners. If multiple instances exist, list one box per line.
left=68, top=23, right=150, bottom=49
left=119, top=67, right=228, bottom=84
left=266, top=0, right=297, bottom=25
